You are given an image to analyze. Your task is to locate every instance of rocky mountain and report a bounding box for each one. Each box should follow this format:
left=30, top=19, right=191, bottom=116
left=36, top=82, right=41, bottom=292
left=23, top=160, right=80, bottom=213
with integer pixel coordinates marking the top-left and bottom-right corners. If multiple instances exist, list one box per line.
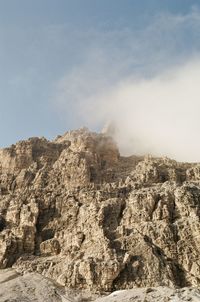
left=0, top=128, right=200, bottom=299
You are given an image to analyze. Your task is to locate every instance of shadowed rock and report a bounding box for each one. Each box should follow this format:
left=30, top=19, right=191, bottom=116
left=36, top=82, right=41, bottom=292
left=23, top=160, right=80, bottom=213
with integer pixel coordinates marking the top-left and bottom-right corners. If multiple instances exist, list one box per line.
left=0, top=128, right=199, bottom=293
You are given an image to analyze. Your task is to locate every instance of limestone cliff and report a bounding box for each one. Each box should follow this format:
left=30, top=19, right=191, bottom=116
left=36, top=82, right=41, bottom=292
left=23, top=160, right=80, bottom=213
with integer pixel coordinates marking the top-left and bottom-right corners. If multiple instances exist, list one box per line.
left=0, top=128, right=200, bottom=292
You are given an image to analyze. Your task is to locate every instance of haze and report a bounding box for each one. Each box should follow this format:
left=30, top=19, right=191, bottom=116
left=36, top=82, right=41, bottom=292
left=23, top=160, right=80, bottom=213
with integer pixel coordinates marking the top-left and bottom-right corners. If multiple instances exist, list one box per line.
left=1, top=1, right=200, bottom=162
left=82, top=60, right=200, bottom=162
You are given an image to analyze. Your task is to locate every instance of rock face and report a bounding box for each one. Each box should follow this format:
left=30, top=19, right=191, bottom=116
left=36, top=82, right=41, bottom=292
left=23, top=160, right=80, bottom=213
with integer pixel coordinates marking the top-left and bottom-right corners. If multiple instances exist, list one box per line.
left=0, top=128, right=200, bottom=293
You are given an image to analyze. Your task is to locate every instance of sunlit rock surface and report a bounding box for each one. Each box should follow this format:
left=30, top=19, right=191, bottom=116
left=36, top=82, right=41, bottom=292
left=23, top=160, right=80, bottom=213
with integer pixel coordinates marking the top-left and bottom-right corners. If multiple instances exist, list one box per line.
left=0, top=128, right=200, bottom=296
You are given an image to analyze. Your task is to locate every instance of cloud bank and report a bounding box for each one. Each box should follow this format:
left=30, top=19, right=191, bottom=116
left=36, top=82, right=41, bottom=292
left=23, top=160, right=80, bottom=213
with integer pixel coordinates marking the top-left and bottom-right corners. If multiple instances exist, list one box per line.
left=85, top=60, right=200, bottom=162
left=54, top=9, right=200, bottom=162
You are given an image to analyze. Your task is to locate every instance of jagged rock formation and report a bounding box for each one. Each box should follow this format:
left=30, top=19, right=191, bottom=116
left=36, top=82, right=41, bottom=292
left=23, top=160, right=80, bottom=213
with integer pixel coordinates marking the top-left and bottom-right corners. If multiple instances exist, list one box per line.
left=0, top=128, right=200, bottom=293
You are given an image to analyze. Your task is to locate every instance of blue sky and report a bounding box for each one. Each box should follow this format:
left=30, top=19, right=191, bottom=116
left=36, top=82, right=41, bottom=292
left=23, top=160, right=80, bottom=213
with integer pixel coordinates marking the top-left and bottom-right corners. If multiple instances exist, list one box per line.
left=1, top=0, right=200, bottom=148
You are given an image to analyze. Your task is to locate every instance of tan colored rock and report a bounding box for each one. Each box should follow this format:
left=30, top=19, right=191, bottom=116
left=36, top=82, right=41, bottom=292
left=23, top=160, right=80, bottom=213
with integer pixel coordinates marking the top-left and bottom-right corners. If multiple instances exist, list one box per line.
left=0, top=128, right=199, bottom=293
left=40, top=238, right=61, bottom=256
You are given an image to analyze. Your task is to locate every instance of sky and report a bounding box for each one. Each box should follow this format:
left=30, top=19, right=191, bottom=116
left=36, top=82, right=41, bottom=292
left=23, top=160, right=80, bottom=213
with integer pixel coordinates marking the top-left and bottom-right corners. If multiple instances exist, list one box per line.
left=1, top=1, right=200, bottom=161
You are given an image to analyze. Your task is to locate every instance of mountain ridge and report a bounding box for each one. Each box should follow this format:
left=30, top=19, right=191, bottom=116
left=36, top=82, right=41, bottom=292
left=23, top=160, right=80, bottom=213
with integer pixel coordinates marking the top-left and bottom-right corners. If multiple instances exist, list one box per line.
left=0, top=128, right=200, bottom=296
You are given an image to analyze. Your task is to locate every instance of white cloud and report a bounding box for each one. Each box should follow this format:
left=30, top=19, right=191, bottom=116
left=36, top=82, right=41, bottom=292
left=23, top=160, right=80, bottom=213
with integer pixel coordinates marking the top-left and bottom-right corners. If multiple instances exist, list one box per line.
left=83, top=60, right=200, bottom=162
left=54, top=9, right=200, bottom=162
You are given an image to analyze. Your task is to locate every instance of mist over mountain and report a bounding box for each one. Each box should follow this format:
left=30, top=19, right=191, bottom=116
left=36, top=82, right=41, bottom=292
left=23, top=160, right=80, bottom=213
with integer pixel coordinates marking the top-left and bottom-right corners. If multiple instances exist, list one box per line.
left=1, top=1, right=200, bottom=301
left=83, top=60, right=200, bottom=162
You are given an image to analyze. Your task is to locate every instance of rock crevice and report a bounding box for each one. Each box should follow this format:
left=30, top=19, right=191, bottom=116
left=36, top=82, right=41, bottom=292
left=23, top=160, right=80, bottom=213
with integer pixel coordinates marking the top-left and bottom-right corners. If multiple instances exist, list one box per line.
left=0, top=128, right=199, bottom=292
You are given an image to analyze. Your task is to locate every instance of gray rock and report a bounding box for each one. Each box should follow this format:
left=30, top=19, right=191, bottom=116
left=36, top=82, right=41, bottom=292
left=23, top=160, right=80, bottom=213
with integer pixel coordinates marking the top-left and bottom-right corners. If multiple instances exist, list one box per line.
left=0, top=128, right=199, bottom=293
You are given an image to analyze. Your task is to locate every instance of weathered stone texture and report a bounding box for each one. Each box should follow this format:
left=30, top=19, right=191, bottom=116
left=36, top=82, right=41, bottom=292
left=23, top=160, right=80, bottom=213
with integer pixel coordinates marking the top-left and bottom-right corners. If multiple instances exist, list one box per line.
left=0, top=128, right=200, bottom=292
